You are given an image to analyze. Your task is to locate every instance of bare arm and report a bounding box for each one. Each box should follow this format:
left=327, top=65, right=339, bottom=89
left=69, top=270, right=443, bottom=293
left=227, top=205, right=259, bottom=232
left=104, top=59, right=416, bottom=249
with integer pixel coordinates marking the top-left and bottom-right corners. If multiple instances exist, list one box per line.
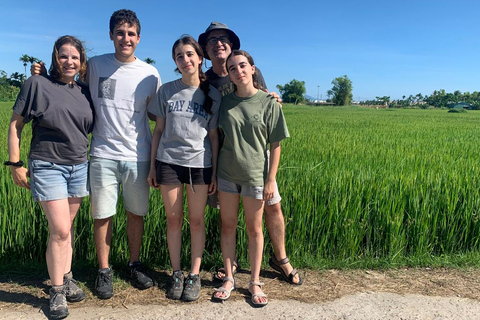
left=263, top=141, right=281, bottom=200
left=7, top=113, right=30, bottom=189
left=147, top=117, right=165, bottom=189
left=208, top=128, right=219, bottom=195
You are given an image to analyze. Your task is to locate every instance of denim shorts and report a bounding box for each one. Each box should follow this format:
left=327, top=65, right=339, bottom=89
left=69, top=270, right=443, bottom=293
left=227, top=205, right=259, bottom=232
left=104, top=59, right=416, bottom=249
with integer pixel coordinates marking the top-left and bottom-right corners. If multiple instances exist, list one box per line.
left=29, top=159, right=89, bottom=202
left=155, top=161, right=212, bottom=185
left=89, top=156, right=150, bottom=219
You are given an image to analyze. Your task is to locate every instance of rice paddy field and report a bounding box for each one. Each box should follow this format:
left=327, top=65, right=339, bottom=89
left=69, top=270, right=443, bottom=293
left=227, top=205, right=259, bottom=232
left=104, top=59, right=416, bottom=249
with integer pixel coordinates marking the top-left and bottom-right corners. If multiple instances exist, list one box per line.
left=2, top=101, right=480, bottom=269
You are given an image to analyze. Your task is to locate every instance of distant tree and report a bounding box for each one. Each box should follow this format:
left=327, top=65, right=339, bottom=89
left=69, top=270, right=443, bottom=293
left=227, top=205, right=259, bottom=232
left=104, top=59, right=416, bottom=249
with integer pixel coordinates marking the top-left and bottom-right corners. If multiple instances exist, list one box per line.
left=327, top=75, right=353, bottom=106
left=19, top=54, right=30, bottom=78
left=376, top=96, right=390, bottom=106
left=19, top=54, right=41, bottom=78
left=276, top=79, right=306, bottom=104
left=0, top=70, right=20, bottom=101
left=144, top=57, right=156, bottom=65
left=10, top=72, right=25, bottom=88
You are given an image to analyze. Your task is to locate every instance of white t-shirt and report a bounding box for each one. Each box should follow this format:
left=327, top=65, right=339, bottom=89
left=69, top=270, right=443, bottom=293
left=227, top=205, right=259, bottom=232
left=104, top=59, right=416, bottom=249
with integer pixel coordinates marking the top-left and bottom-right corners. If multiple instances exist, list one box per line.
left=148, top=79, right=221, bottom=168
left=88, top=54, right=161, bottom=161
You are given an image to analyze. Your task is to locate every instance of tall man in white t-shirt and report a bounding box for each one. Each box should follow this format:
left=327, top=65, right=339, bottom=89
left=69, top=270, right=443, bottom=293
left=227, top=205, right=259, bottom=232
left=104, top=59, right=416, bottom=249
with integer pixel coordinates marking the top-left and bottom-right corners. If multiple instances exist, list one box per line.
left=198, top=22, right=303, bottom=286
left=87, top=9, right=161, bottom=299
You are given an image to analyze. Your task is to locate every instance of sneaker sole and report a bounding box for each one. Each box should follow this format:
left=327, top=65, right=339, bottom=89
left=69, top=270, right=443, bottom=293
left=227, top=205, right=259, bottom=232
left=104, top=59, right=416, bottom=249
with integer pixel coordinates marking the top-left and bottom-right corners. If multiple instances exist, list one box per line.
left=131, top=280, right=154, bottom=290
left=95, top=290, right=114, bottom=299
left=182, top=294, right=200, bottom=302
left=66, top=293, right=86, bottom=303
left=50, top=309, right=69, bottom=320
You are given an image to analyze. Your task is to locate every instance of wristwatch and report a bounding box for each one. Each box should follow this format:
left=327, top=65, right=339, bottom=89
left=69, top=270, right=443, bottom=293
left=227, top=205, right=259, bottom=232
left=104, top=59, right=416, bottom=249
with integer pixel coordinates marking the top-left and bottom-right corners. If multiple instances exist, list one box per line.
left=4, top=160, right=24, bottom=167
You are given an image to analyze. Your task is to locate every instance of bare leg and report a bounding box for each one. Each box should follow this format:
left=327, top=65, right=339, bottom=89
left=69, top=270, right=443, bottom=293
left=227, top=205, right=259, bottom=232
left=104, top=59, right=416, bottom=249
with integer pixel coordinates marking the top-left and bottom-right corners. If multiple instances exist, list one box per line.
left=243, top=197, right=267, bottom=304
left=94, top=217, right=113, bottom=269
left=213, top=191, right=239, bottom=299
left=42, top=198, right=82, bottom=286
left=264, top=202, right=300, bottom=284
left=186, top=185, right=208, bottom=274
left=126, top=210, right=144, bottom=264
left=161, top=184, right=184, bottom=271
left=63, top=198, right=82, bottom=274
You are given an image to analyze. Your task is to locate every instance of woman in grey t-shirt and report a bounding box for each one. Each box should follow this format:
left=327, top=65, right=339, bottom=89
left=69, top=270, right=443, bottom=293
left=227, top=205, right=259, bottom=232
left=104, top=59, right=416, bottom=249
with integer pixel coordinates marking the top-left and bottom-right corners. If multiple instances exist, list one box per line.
left=7, top=35, right=94, bottom=319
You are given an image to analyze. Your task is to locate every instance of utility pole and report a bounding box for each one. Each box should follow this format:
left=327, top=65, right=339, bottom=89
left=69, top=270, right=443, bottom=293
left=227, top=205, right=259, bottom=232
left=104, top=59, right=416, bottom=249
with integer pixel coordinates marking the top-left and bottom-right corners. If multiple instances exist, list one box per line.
left=317, top=86, right=320, bottom=101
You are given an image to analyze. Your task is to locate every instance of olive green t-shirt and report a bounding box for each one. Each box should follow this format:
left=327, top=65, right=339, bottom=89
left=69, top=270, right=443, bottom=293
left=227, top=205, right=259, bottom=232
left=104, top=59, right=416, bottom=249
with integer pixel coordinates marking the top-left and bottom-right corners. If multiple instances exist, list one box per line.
left=218, top=90, right=289, bottom=186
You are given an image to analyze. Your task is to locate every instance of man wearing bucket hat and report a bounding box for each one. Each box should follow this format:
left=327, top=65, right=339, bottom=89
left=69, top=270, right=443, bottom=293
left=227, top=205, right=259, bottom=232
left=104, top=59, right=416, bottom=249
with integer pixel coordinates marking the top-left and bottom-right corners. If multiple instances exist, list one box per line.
left=198, top=21, right=303, bottom=286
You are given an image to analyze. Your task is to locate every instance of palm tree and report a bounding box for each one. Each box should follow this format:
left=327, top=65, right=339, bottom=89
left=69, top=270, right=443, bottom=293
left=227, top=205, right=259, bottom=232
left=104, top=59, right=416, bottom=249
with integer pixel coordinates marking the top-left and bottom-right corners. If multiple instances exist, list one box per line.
left=144, top=57, right=156, bottom=65
left=19, top=54, right=41, bottom=79
left=19, top=54, right=30, bottom=78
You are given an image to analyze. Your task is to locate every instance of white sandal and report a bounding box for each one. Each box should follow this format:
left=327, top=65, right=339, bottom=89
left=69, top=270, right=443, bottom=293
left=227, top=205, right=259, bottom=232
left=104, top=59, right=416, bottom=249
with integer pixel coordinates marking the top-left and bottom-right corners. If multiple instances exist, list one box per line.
left=212, top=276, right=235, bottom=301
left=248, top=280, right=268, bottom=307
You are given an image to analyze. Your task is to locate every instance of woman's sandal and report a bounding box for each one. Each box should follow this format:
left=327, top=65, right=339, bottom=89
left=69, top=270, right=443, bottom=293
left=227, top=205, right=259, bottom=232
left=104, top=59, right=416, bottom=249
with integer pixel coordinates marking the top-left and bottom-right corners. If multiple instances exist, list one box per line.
left=213, top=261, right=239, bottom=282
left=212, top=276, right=235, bottom=301
left=268, top=256, right=304, bottom=285
left=248, top=281, right=268, bottom=307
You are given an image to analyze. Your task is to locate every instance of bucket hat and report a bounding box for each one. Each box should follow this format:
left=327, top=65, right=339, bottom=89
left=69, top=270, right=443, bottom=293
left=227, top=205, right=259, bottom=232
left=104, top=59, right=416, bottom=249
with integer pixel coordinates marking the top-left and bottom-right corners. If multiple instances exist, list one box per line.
left=198, top=22, right=241, bottom=60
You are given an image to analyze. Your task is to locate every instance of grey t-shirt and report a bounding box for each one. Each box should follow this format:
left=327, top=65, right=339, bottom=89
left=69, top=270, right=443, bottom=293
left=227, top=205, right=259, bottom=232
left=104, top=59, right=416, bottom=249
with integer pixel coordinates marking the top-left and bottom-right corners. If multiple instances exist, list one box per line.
left=148, top=79, right=221, bottom=168
left=13, top=76, right=94, bottom=164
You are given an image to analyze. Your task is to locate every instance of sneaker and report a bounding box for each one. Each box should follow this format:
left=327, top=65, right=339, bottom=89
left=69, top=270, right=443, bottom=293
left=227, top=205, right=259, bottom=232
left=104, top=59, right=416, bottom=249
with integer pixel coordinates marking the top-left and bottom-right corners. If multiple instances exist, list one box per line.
left=167, top=270, right=184, bottom=300
left=182, top=273, right=201, bottom=301
left=49, top=286, right=68, bottom=319
left=95, top=268, right=114, bottom=299
left=126, top=261, right=154, bottom=290
left=63, top=271, right=85, bottom=302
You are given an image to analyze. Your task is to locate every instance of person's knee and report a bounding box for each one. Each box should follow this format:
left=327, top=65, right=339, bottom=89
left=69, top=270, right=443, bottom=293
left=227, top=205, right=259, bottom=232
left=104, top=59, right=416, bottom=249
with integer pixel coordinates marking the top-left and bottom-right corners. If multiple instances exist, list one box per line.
left=189, top=215, right=205, bottom=232
left=264, top=202, right=283, bottom=221
left=246, top=225, right=263, bottom=239
left=49, top=225, right=71, bottom=243
left=221, top=220, right=237, bottom=235
left=166, top=214, right=183, bottom=230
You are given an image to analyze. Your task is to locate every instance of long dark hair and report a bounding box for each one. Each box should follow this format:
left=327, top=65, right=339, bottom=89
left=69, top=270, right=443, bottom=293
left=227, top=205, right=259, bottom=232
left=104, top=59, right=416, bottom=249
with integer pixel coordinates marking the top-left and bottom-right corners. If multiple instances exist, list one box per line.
left=226, top=50, right=264, bottom=90
left=172, top=35, right=214, bottom=114
left=49, top=35, right=87, bottom=83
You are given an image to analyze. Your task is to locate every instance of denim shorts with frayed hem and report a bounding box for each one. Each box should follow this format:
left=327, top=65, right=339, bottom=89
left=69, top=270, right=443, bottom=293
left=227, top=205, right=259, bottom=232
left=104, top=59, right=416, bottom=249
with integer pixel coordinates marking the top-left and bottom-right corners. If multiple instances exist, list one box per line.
left=89, top=156, right=150, bottom=219
left=29, top=159, right=89, bottom=202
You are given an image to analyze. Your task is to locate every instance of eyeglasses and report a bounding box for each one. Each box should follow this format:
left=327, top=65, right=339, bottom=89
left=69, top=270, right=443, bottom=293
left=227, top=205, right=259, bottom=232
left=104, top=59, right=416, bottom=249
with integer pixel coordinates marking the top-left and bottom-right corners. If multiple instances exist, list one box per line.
left=207, top=36, right=231, bottom=46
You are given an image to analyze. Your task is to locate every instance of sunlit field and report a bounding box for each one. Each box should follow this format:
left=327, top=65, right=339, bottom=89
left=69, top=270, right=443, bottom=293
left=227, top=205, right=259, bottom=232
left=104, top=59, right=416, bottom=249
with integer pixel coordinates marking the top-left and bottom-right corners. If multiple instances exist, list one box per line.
left=2, top=102, right=480, bottom=269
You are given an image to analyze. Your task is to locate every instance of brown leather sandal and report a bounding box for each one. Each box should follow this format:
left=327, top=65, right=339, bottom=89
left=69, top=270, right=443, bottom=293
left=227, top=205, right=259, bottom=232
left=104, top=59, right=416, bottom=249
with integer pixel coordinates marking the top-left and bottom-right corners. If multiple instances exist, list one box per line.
left=268, top=256, right=303, bottom=285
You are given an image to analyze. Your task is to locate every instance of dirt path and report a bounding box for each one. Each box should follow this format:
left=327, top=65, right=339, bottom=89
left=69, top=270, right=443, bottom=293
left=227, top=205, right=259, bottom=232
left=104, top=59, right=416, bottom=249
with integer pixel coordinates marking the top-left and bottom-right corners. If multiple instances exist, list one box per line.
left=2, top=268, right=480, bottom=319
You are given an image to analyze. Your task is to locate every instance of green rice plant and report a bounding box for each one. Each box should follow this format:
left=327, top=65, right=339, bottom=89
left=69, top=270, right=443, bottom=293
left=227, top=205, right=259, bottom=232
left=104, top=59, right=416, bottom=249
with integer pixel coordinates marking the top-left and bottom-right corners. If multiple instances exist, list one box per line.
left=3, top=102, right=480, bottom=270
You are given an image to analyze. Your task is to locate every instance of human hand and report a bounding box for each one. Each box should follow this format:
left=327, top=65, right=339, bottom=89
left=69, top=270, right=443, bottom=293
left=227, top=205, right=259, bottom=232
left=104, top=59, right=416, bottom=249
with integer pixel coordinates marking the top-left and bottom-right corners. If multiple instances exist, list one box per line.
left=31, top=62, right=47, bottom=76
left=147, top=168, right=159, bottom=189
left=264, top=89, right=283, bottom=105
left=10, top=166, right=30, bottom=190
left=263, top=179, right=275, bottom=201
left=208, top=175, right=217, bottom=195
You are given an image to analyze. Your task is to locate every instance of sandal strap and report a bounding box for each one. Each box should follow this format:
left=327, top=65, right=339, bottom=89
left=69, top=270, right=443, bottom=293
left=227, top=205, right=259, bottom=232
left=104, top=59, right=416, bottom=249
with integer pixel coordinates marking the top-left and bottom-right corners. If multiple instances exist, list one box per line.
left=276, top=256, right=290, bottom=265
left=223, top=276, right=235, bottom=285
left=252, top=292, right=267, bottom=298
left=249, top=281, right=264, bottom=287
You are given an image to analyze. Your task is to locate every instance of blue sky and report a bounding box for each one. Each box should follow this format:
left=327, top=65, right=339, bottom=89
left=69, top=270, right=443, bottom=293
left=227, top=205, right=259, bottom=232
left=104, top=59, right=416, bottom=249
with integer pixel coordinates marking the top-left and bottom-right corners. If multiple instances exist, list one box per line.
left=2, top=0, right=479, bottom=101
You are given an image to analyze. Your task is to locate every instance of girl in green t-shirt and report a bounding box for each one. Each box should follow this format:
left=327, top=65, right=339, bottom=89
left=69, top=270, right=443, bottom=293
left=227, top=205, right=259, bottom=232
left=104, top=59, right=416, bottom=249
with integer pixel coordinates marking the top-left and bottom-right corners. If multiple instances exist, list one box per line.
left=213, top=50, right=289, bottom=307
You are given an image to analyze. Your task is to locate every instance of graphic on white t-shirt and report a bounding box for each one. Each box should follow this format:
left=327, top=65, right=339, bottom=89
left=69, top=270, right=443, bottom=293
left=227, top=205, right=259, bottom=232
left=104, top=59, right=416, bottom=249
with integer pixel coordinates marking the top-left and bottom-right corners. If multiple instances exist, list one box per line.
left=99, top=77, right=116, bottom=100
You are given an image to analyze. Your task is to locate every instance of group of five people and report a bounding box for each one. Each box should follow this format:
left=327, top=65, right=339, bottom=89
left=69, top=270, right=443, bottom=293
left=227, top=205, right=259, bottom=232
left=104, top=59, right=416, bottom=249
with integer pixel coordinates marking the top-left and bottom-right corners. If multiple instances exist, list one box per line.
left=6, top=9, right=302, bottom=319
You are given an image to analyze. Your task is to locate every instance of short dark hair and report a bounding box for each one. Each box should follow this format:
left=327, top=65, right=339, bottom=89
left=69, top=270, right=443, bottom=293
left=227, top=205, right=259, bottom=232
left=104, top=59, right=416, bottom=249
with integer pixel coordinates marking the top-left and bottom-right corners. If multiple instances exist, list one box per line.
left=49, top=35, right=87, bottom=83
left=109, top=9, right=141, bottom=35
